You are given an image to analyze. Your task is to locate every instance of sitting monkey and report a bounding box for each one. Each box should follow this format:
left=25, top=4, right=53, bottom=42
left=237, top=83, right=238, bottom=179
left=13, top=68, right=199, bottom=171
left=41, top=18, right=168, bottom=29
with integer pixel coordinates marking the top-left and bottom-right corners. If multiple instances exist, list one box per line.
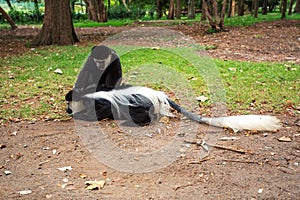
left=66, top=45, right=122, bottom=102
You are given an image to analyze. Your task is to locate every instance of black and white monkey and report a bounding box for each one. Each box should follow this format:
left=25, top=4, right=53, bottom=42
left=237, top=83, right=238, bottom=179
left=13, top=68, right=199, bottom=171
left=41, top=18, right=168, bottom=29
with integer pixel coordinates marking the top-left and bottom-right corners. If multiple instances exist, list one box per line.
left=65, top=45, right=280, bottom=132
left=66, top=85, right=280, bottom=132
left=65, top=45, right=122, bottom=102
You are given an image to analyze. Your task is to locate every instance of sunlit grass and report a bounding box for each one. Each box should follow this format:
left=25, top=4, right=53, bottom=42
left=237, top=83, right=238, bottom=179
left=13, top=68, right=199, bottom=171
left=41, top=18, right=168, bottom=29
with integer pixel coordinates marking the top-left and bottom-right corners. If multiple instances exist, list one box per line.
left=1, top=46, right=299, bottom=123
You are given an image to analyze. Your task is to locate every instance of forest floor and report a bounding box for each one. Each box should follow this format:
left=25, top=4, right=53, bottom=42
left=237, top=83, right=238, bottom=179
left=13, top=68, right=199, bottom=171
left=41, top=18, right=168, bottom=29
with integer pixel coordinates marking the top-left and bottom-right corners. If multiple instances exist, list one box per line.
left=0, top=20, right=299, bottom=199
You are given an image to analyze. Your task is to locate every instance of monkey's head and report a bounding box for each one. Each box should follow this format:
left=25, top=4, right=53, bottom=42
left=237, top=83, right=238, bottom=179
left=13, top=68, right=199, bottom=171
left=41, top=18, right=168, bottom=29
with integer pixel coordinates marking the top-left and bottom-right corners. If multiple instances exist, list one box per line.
left=91, top=45, right=115, bottom=70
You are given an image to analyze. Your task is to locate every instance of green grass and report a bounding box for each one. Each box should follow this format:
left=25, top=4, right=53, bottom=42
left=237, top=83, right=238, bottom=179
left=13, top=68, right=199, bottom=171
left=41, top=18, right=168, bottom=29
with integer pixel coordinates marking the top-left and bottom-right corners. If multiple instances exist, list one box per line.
left=73, top=19, right=135, bottom=28
left=1, top=46, right=299, bottom=123
left=224, top=12, right=300, bottom=26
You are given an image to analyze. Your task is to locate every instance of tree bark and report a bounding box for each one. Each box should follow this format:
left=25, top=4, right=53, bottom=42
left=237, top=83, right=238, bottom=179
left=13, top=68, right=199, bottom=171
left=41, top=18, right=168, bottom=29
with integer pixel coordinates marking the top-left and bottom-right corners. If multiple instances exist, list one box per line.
left=157, top=0, right=163, bottom=19
left=0, top=6, right=17, bottom=29
left=85, top=0, right=107, bottom=22
left=5, top=0, right=13, bottom=10
left=175, top=0, right=181, bottom=19
left=295, top=0, right=300, bottom=13
left=219, top=0, right=227, bottom=30
left=262, top=0, right=268, bottom=15
left=168, top=0, right=175, bottom=19
left=201, top=0, right=207, bottom=20
left=227, top=0, right=235, bottom=17
left=253, top=0, right=259, bottom=18
left=31, top=0, right=79, bottom=46
left=281, top=0, right=287, bottom=18
left=202, top=0, right=227, bottom=32
left=238, top=0, right=244, bottom=16
left=288, top=0, right=294, bottom=15
left=188, top=0, right=195, bottom=19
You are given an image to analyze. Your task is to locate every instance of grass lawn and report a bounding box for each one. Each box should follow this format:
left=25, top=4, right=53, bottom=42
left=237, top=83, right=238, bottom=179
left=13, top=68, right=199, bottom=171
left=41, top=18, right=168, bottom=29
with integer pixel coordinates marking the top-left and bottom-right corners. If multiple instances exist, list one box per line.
left=0, top=45, right=299, bottom=123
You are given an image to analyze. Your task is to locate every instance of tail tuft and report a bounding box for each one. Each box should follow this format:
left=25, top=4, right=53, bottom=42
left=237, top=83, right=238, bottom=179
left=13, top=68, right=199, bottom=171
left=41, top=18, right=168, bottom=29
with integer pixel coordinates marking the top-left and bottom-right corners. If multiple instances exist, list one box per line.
left=204, top=115, right=281, bottom=132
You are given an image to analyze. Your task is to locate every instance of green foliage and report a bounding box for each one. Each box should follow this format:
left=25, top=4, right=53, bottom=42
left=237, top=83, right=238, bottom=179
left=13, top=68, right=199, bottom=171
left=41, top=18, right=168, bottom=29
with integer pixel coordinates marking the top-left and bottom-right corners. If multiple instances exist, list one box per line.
left=108, top=5, right=147, bottom=20
left=224, top=13, right=300, bottom=26
left=8, top=8, right=43, bottom=24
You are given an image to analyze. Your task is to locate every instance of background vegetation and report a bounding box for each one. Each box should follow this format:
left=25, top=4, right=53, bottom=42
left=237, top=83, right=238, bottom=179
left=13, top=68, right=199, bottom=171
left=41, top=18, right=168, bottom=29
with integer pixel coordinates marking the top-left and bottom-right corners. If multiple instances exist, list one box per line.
left=0, top=0, right=299, bottom=123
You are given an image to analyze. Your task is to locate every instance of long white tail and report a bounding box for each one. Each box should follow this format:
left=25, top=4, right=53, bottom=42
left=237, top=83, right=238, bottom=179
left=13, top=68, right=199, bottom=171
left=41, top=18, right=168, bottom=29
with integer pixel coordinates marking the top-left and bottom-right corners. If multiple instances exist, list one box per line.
left=167, top=99, right=281, bottom=132
left=202, top=115, right=281, bottom=132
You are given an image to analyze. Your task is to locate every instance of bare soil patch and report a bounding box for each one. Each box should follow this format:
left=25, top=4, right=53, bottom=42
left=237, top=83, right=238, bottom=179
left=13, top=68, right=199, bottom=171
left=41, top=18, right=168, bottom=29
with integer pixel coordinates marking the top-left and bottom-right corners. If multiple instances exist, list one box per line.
left=0, top=20, right=299, bottom=199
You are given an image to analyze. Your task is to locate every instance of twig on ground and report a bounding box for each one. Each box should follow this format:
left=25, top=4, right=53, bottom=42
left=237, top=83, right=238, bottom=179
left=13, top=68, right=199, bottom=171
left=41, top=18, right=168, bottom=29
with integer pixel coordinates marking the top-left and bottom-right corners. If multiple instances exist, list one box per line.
left=212, top=144, right=254, bottom=155
left=184, top=140, right=254, bottom=154
left=221, top=159, right=261, bottom=164
left=188, top=156, right=215, bottom=164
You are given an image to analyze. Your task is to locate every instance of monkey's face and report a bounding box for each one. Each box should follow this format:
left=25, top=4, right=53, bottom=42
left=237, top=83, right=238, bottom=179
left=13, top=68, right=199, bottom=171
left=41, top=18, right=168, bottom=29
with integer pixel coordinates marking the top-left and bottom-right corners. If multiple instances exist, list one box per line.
left=93, top=54, right=112, bottom=70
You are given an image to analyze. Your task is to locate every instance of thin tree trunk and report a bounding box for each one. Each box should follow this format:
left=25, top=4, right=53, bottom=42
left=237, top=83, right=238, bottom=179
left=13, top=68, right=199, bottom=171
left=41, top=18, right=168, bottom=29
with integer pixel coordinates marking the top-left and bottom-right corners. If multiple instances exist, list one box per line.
left=253, top=0, right=259, bottom=18
left=288, top=0, right=294, bottom=15
left=201, top=0, right=207, bottom=20
left=227, top=0, right=235, bottom=17
left=0, top=6, right=17, bottom=29
left=294, top=0, right=300, bottom=13
left=188, top=0, right=195, bottom=19
left=219, top=0, right=227, bottom=30
left=168, top=0, right=175, bottom=19
left=202, top=0, right=215, bottom=28
left=238, top=0, right=244, bottom=16
left=157, top=0, right=163, bottom=18
left=281, top=0, right=287, bottom=18
left=262, top=0, right=268, bottom=15
left=5, top=0, right=13, bottom=10
left=175, top=0, right=181, bottom=19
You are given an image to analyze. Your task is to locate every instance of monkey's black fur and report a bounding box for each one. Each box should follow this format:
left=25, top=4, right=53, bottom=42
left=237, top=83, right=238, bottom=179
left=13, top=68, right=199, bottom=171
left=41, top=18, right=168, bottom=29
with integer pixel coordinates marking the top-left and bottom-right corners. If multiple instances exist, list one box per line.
left=66, top=45, right=122, bottom=102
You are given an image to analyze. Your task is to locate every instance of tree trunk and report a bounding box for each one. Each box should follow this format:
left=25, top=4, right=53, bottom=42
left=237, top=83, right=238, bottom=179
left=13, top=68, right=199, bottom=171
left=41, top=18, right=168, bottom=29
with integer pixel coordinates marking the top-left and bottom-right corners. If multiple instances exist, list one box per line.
left=201, top=0, right=206, bottom=20
left=295, top=0, right=300, bottom=13
left=262, top=0, right=268, bottom=15
left=219, top=0, right=227, bottom=30
left=156, top=0, right=163, bottom=18
left=281, top=0, right=287, bottom=18
left=31, top=0, right=79, bottom=46
left=108, top=0, right=111, bottom=9
left=168, top=0, right=175, bottom=19
left=202, top=0, right=227, bottom=32
left=188, top=0, right=195, bottom=19
left=5, top=0, right=13, bottom=10
left=0, top=6, right=17, bottom=29
left=238, top=0, right=244, bottom=16
left=227, top=0, right=235, bottom=17
left=253, top=0, right=259, bottom=18
left=288, top=0, right=294, bottom=15
left=175, top=0, right=181, bottom=19
left=85, top=0, right=107, bottom=22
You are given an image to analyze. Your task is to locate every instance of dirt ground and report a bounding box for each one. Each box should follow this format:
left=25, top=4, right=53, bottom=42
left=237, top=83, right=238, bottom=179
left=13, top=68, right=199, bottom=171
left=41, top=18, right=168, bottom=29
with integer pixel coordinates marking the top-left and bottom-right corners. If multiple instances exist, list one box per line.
left=0, top=20, right=300, bottom=199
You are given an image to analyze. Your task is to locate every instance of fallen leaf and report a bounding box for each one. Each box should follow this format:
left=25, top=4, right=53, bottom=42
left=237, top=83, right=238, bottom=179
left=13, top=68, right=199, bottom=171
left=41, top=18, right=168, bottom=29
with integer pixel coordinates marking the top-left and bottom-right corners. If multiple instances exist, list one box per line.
left=57, top=166, right=72, bottom=172
left=196, top=95, right=208, bottom=102
left=54, top=68, right=63, bottom=75
left=4, top=170, right=12, bottom=175
left=151, top=46, right=160, bottom=50
left=159, top=116, right=169, bottom=124
left=79, top=173, right=87, bottom=179
left=278, top=136, right=292, bottom=142
left=228, top=68, right=237, bottom=71
left=19, top=190, right=32, bottom=195
left=85, top=180, right=106, bottom=190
